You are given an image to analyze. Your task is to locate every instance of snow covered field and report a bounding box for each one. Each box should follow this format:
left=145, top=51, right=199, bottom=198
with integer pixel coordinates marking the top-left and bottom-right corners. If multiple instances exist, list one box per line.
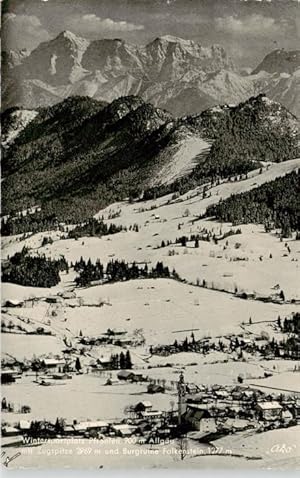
left=2, top=374, right=173, bottom=423
left=3, top=279, right=297, bottom=353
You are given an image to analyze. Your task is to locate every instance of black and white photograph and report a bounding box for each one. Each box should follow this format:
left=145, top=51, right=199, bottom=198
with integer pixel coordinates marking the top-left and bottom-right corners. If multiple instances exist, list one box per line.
left=1, top=0, right=300, bottom=470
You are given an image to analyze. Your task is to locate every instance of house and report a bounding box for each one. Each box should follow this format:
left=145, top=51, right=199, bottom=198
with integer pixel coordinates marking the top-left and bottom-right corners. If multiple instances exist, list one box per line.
left=135, top=421, right=153, bottom=436
left=281, top=410, right=293, bottom=424
left=63, top=425, right=76, bottom=436
left=41, top=358, right=66, bottom=373
left=45, top=296, right=63, bottom=304
left=187, top=391, right=209, bottom=403
left=111, top=424, right=136, bottom=437
left=183, top=406, right=217, bottom=433
left=147, top=383, right=165, bottom=394
left=156, top=427, right=171, bottom=438
left=186, top=383, right=199, bottom=394
left=140, top=410, right=163, bottom=420
left=117, top=370, right=135, bottom=381
left=256, top=401, right=283, bottom=420
left=185, top=401, right=228, bottom=417
left=18, top=420, right=31, bottom=433
left=1, top=369, right=21, bottom=384
left=131, top=373, right=147, bottom=383
left=241, top=338, right=252, bottom=346
left=112, top=337, right=133, bottom=347
left=231, top=386, right=254, bottom=401
left=232, top=390, right=243, bottom=401
left=293, top=400, right=300, bottom=421
left=134, top=401, right=152, bottom=413
left=222, top=418, right=254, bottom=432
left=242, top=390, right=255, bottom=401
left=74, top=421, right=109, bottom=435
left=2, top=426, right=20, bottom=437
left=52, top=373, right=72, bottom=380
left=105, top=328, right=127, bottom=336
left=3, top=299, right=24, bottom=308
left=215, top=390, right=230, bottom=399
left=97, top=356, right=113, bottom=370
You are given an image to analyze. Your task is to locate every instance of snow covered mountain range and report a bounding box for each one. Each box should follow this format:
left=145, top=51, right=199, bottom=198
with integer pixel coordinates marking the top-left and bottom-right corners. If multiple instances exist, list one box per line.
left=2, top=31, right=299, bottom=118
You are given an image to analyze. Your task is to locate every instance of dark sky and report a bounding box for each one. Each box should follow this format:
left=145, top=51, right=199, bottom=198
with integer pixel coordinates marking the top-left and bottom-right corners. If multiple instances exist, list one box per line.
left=2, top=0, right=299, bottom=68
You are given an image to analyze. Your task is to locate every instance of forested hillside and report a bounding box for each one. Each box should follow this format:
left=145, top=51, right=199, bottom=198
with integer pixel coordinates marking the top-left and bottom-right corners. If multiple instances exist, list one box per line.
left=206, top=170, right=300, bottom=236
left=2, top=94, right=299, bottom=226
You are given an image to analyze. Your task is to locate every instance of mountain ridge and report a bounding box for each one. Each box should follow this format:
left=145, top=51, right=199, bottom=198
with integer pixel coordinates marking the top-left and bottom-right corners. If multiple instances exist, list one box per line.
left=2, top=94, right=299, bottom=223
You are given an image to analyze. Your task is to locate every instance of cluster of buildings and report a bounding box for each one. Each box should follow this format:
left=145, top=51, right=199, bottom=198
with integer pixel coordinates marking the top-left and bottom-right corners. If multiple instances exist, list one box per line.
left=1, top=357, right=76, bottom=385
left=2, top=400, right=177, bottom=442
left=2, top=379, right=300, bottom=444
left=79, top=328, right=144, bottom=348
left=182, top=384, right=300, bottom=439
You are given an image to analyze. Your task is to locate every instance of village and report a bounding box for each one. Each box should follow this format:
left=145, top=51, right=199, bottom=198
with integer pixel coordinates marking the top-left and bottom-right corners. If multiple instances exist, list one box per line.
left=2, top=343, right=300, bottom=448
left=2, top=282, right=300, bottom=452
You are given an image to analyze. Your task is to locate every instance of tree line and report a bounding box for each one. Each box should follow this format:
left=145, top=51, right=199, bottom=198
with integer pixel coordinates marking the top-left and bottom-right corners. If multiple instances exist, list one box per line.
left=1, top=211, right=60, bottom=236
left=1, top=212, right=139, bottom=239
left=2, top=247, right=68, bottom=287
left=68, top=218, right=139, bottom=239
left=74, top=258, right=175, bottom=287
left=2, top=250, right=177, bottom=289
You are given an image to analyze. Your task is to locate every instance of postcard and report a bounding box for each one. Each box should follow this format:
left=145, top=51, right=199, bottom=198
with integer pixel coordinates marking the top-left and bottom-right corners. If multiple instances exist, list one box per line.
left=1, top=0, right=300, bottom=470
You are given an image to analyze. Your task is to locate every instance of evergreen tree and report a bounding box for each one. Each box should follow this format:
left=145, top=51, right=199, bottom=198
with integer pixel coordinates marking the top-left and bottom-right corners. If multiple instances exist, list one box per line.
left=125, top=350, right=132, bottom=369
left=75, top=357, right=82, bottom=372
left=119, top=352, right=126, bottom=369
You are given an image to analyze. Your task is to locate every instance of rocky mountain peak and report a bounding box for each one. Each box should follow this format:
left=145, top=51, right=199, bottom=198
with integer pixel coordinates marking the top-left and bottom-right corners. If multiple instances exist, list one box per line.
left=152, top=35, right=195, bottom=46
left=49, top=30, right=89, bottom=50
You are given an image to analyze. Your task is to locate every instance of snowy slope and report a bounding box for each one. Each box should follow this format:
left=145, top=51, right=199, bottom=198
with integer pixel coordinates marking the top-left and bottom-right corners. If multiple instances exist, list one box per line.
left=153, top=135, right=211, bottom=185
left=2, top=109, right=38, bottom=148
left=3, top=158, right=299, bottom=300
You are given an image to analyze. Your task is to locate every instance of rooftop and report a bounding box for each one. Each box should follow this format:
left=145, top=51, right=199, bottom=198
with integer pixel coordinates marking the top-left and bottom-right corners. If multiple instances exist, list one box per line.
left=1, top=369, right=19, bottom=375
left=42, top=359, right=65, bottom=366
left=76, top=421, right=108, bottom=430
left=137, top=401, right=152, bottom=408
left=18, top=420, right=31, bottom=430
left=112, top=424, right=136, bottom=433
left=117, top=370, right=134, bottom=378
left=141, top=410, right=162, bottom=417
left=257, top=401, right=283, bottom=410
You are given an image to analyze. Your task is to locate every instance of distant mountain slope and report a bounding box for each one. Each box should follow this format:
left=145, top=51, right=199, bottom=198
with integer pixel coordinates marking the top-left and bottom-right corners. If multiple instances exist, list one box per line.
left=252, top=50, right=300, bottom=75
left=2, top=31, right=299, bottom=118
left=144, top=70, right=257, bottom=117
left=253, top=69, right=300, bottom=119
left=2, top=94, right=299, bottom=224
